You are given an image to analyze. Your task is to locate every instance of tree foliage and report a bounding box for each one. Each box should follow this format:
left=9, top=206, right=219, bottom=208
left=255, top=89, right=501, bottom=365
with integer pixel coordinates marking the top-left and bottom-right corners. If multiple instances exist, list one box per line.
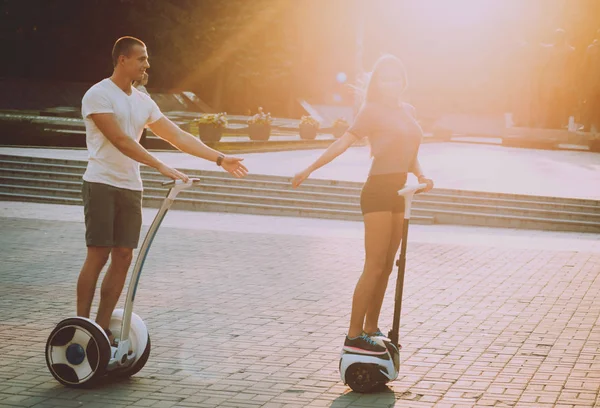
left=0, top=0, right=299, bottom=115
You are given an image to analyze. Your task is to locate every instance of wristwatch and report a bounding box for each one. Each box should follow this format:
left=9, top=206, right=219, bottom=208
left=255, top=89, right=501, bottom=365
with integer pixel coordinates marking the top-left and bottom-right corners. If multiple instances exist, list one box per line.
left=216, top=154, right=224, bottom=166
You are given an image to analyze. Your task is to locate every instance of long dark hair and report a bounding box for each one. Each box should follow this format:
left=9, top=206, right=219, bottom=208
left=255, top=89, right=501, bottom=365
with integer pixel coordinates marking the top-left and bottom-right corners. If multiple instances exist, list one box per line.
left=354, top=54, right=408, bottom=157
left=360, top=54, right=408, bottom=105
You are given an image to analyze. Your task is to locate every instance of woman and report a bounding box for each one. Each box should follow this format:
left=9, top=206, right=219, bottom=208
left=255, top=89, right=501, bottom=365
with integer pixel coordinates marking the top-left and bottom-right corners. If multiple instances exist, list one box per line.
left=133, top=71, right=150, bottom=95
left=133, top=72, right=150, bottom=146
left=292, top=54, right=434, bottom=354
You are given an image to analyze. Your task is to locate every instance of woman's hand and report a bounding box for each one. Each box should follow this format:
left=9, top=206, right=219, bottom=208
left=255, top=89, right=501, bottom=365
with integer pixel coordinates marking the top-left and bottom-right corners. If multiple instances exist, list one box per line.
left=290, top=133, right=356, bottom=189
left=292, top=168, right=312, bottom=188
left=417, top=176, right=434, bottom=193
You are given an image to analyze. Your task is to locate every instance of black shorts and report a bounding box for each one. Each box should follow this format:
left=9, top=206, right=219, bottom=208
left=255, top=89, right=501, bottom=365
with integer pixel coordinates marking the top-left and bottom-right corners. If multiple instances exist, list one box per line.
left=360, top=173, right=407, bottom=215
left=82, top=180, right=143, bottom=248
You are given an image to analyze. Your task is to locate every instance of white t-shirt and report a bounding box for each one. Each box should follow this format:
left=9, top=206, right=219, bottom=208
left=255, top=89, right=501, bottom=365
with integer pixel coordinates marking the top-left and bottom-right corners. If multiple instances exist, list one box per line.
left=81, top=78, right=163, bottom=191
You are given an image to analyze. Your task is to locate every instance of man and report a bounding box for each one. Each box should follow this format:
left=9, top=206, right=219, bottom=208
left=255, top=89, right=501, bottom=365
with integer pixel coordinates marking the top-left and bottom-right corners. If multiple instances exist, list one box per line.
left=537, top=29, right=577, bottom=129
left=506, top=38, right=536, bottom=128
left=78, top=36, right=248, bottom=344
left=581, top=29, right=600, bottom=132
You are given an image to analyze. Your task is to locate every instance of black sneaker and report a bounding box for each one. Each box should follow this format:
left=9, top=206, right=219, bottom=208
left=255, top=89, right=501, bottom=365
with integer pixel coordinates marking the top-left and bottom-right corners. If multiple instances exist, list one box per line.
left=343, top=332, right=387, bottom=355
left=367, top=328, right=402, bottom=349
left=367, top=328, right=390, bottom=340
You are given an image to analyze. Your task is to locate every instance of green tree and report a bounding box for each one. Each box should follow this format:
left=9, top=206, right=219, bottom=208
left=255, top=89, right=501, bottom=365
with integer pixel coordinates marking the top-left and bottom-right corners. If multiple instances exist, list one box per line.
left=124, top=0, right=297, bottom=115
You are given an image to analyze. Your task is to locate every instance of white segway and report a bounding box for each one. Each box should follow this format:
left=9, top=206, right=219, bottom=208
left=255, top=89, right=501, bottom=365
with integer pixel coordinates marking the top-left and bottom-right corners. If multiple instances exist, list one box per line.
left=45, top=178, right=200, bottom=387
left=340, top=183, right=427, bottom=393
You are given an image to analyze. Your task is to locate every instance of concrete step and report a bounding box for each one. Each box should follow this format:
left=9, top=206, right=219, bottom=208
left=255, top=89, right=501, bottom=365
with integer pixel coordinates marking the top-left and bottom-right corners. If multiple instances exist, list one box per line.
left=0, top=192, right=83, bottom=206
left=0, top=158, right=86, bottom=172
left=2, top=154, right=599, bottom=233
left=0, top=155, right=359, bottom=188
left=0, top=174, right=362, bottom=205
left=4, top=175, right=599, bottom=224
left=2, top=161, right=599, bottom=217
left=167, top=174, right=600, bottom=215
left=2, top=166, right=599, bottom=222
left=0, top=168, right=86, bottom=182
left=417, top=192, right=600, bottom=215
left=2, top=180, right=600, bottom=233
left=0, top=183, right=390, bottom=214
left=427, top=186, right=600, bottom=208
left=0, top=170, right=600, bottom=222
left=0, top=190, right=435, bottom=225
left=431, top=207, right=600, bottom=234
left=415, top=199, right=600, bottom=224
left=2, top=154, right=600, bottom=208
left=0, top=156, right=343, bottom=187
left=2, top=187, right=597, bottom=233
left=0, top=162, right=364, bottom=195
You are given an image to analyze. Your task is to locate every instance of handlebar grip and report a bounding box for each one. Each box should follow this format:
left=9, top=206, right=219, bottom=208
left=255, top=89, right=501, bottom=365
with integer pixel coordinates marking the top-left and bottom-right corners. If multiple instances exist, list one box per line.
left=161, top=178, right=201, bottom=188
left=398, top=183, right=428, bottom=197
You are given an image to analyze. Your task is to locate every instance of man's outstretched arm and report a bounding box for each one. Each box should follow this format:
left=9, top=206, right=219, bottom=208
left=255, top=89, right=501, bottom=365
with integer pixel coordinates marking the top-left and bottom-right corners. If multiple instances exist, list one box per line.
left=149, top=116, right=248, bottom=178
left=90, top=113, right=188, bottom=181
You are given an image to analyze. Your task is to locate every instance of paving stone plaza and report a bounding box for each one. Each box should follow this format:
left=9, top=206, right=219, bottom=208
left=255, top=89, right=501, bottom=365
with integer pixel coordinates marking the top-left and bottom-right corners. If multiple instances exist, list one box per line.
left=0, top=144, right=599, bottom=407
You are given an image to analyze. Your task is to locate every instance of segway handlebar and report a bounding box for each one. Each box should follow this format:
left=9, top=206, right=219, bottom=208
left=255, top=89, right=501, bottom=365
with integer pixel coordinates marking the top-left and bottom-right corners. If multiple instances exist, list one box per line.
left=387, top=182, right=430, bottom=347
left=161, top=178, right=201, bottom=188
left=397, top=183, right=428, bottom=197
left=397, top=183, right=428, bottom=220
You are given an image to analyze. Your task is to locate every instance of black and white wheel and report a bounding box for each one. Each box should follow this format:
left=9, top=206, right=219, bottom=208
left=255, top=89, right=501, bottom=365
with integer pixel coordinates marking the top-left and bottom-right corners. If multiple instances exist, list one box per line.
left=114, top=334, right=151, bottom=379
left=45, top=317, right=111, bottom=388
left=345, top=363, right=387, bottom=393
left=383, top=341, right=400, bottom=378
left=108, top=309, right=150, bottom=378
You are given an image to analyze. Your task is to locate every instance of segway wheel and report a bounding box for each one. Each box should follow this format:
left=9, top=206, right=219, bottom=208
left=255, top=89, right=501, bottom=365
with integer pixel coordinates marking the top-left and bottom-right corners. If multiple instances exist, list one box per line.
left=45, top=317, right=111, bottom=388
left=108, top=309, right=150, bottom=378
left=113, top=334, right=151, bottom=379
left=345, top=363, right=387, bottom=393
left=385, top=342, right=401, bottom=378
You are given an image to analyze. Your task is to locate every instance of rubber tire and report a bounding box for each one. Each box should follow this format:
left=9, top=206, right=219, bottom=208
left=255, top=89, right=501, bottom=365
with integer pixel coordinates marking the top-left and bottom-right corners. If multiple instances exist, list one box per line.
left=108, top=310, right=148, bottom=369
left=345, top=363, right=386, bottom=393
left=113, top=334, right=151, bottom=379
left=384, top=341, right=401, bottom=378
left=45, top=317, right=111, bottom=388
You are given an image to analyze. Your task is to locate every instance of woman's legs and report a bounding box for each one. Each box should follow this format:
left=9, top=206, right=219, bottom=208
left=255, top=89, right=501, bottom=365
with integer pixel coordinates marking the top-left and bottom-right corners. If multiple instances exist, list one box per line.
left=364, top=212, right=405, bottom=334
left=347, top=211, right=394, bottom=338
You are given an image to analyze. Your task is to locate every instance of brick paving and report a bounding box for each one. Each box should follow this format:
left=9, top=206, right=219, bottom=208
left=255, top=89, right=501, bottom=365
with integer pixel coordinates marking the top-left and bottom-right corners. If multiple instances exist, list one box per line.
left=0, top=205, right=599, bottom=408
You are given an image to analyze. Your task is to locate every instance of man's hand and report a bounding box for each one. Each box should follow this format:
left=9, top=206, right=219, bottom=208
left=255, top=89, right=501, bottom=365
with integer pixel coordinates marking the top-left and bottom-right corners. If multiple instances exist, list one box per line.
left=221, top=156, right=248, bottom=178
left=157, top=162, right=189, bottom=183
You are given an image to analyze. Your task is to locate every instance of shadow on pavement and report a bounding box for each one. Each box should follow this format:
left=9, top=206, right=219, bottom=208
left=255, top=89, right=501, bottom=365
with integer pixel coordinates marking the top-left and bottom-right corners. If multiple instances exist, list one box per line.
left=329, top=386, right=397, bottom=407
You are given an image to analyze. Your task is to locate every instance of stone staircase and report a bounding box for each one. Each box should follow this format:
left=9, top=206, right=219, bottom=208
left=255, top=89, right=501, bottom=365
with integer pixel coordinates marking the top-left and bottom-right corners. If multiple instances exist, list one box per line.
left=1, top=154, right=599, bottom=233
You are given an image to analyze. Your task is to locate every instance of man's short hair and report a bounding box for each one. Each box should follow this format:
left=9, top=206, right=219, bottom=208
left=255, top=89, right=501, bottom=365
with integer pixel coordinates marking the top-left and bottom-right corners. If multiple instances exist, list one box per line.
left=112, top=36, right=146, bottom=67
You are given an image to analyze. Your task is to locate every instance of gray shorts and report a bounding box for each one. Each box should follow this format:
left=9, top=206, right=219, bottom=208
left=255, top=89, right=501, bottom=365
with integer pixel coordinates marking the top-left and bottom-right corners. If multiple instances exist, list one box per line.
left=82, top=181, right=143, bottom=248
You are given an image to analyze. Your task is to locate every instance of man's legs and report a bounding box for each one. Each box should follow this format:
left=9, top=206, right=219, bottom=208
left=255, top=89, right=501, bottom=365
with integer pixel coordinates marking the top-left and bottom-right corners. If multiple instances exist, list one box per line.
left=77, top=246, right=111, bottom=318
left=78, top=181, right=141, bottom=337
left=79, top=181, right=114, bottom=319
left=94, top=185, right=143, bottom=332
left=95, top=247, right=134, bottom=330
